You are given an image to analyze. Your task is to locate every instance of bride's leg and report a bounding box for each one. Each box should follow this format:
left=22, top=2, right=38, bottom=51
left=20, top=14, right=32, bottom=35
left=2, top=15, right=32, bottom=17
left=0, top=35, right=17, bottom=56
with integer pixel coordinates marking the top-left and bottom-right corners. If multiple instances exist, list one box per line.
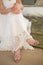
left=26, top=38, right=39, bottom=46
left=12, top=36, right=21, bottom=62
left=13, top=49, right=21, bottom=62
left=23, top=31, right=39, bottom=46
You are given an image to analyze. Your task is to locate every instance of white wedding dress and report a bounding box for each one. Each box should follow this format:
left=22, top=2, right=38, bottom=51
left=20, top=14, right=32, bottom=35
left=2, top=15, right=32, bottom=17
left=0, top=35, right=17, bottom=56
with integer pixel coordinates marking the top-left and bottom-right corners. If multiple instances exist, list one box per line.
left=0, top=0, right=34, bottom=52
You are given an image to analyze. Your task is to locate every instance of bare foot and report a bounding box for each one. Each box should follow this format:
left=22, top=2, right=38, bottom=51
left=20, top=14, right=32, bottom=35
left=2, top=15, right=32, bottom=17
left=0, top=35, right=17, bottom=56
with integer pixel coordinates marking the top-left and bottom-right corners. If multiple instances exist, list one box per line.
left=26, top=38, right=39, bottom=46
left=14, top=49, right=21, bottom=62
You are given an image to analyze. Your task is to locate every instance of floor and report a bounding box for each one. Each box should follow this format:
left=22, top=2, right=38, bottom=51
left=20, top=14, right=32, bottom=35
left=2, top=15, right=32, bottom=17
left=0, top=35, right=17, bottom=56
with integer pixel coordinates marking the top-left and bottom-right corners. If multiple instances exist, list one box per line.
left=0, top=48, right=43, bottom=65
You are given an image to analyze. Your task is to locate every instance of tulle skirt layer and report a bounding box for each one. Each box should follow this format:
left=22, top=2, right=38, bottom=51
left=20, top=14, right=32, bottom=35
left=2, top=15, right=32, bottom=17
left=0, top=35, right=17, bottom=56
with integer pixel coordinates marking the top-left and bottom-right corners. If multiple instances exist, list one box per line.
left=0, top=13, right=33, bottom=52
